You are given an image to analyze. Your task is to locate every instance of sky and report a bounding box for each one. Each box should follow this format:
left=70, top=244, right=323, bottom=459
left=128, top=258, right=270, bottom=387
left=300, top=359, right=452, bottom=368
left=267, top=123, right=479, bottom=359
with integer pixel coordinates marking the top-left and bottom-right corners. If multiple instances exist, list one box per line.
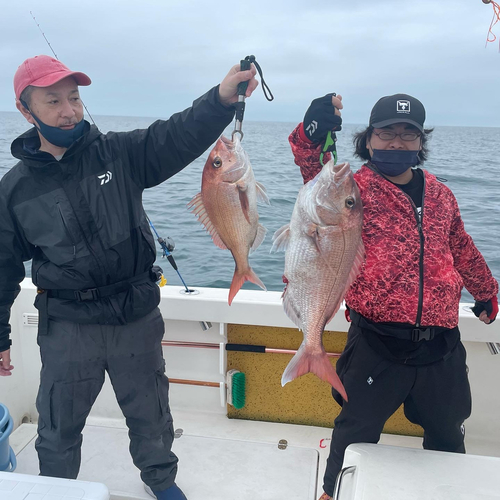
left=1, top=0, right=499, bottom=127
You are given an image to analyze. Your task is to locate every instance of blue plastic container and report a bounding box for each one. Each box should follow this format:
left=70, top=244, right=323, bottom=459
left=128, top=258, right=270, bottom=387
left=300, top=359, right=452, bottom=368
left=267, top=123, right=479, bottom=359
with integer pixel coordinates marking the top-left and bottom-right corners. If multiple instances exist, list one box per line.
left=0, top=403, right=16, bottom=472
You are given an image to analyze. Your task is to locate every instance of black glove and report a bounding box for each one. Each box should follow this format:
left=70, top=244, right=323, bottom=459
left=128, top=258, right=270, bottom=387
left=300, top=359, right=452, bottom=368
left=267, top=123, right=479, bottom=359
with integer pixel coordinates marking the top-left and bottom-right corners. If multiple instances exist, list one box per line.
left=471, top=296, right=498, bottom=324
left=303, top=93, right=342, bottom=143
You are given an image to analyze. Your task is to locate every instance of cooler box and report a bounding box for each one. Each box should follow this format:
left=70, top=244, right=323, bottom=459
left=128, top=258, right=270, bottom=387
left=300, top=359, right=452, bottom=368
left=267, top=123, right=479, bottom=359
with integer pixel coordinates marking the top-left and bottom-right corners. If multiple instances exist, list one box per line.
left=334, top=443, right=500, bottom=499
left=0, top=471, right=109, bottom=500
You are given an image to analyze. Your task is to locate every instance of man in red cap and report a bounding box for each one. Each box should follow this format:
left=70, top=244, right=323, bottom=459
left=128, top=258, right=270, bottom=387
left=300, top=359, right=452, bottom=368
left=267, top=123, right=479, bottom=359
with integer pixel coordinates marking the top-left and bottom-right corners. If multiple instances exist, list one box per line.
left=0, top=54, right=258, bottom=500
left=13, top=55, right=92, bottom=155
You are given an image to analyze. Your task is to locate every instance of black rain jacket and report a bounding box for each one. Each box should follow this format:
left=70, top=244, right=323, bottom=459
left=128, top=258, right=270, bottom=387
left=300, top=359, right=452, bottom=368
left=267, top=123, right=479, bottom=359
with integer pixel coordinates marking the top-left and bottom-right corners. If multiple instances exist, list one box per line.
left=0, top=86, right=234, bottom=352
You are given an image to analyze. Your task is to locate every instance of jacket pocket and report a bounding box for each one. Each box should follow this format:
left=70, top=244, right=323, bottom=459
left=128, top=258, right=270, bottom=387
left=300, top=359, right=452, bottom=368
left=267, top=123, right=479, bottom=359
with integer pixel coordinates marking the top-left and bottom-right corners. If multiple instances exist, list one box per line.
left=56, top=202, right=77, bottom=261
left=33, top=260, right=50, bottom=287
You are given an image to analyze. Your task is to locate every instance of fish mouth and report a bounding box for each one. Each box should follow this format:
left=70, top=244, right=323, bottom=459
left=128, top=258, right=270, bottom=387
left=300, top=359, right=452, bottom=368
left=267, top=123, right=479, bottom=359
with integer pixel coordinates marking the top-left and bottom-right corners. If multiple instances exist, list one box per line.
left=330, top=162, right=351, bottom=183
left=220, top=135, right=236, bottom=150
left=310, top=162, right=354, bottom=219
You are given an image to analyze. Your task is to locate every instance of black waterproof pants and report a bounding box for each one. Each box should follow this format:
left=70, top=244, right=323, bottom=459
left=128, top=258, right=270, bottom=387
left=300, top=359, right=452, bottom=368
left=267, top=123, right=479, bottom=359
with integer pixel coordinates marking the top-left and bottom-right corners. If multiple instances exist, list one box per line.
left=35, top=307, right=177, bottom=492
left=322, top=324, right=472, bottom=496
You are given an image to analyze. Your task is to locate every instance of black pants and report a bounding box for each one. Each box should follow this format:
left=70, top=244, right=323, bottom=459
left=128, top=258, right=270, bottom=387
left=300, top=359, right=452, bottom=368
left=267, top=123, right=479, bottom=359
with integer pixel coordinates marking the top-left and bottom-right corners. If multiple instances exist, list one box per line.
left=35, top=307, right=177, bottom=491
left=323, top=324, right=472, bottom=496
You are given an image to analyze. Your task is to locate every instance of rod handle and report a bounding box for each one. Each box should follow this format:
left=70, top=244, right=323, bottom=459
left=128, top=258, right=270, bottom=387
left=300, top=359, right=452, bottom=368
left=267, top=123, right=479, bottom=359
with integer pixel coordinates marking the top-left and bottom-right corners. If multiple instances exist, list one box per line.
left=237, top=58, right=252, bottom=96
left=225, top=343, right=265, bottom=353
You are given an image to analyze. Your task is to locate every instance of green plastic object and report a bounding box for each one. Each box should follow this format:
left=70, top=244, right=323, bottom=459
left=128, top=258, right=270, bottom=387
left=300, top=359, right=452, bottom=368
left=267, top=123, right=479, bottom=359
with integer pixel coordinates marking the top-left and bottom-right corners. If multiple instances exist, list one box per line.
left=319, top=130, right=338, bottom=166
left=231, top=371, right=246, bottom=409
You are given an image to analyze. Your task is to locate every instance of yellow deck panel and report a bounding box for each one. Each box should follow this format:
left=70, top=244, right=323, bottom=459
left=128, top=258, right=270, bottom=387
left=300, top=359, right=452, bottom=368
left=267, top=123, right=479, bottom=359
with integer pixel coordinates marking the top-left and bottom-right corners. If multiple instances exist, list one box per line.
left=227, top=323, right=423, bottom=437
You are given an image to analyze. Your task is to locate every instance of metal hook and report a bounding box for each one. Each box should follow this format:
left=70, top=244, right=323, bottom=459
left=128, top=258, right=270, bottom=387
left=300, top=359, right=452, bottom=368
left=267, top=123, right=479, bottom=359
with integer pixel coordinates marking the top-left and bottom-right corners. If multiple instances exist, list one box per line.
left=231, top=129, right=244, bottom=141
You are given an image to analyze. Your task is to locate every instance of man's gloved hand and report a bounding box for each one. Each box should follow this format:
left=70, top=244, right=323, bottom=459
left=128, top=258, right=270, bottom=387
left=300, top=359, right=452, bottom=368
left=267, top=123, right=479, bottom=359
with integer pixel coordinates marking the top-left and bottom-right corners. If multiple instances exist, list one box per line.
left=302, top=93, right=343, bottom=143
left=471, top=296, right=498, bottom=324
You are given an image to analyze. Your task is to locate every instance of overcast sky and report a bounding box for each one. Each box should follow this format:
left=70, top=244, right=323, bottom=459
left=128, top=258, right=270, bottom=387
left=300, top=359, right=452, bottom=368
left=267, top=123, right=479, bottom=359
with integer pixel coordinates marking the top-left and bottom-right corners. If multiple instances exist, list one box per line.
left=1, top=0, right=499, bottom=127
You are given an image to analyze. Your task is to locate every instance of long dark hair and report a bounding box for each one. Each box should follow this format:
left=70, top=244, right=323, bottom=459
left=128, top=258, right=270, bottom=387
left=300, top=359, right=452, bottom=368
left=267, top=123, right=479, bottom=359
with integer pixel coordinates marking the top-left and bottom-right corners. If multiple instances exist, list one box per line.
left=353, top=126, right=434, bottom=165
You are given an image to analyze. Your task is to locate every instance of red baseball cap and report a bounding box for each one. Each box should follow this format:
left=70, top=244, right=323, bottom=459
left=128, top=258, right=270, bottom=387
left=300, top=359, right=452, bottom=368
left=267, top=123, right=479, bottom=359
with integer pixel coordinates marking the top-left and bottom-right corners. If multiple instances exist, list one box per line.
left=14, top=55, right=91, bottom=100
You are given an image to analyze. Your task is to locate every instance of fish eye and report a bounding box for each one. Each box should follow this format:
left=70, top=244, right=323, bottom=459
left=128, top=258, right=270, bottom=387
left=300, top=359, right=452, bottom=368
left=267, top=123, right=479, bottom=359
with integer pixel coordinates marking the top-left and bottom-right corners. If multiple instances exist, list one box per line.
left=213, top=156, right=222, bottom=168
left=345, top=196, right=355, bottom=208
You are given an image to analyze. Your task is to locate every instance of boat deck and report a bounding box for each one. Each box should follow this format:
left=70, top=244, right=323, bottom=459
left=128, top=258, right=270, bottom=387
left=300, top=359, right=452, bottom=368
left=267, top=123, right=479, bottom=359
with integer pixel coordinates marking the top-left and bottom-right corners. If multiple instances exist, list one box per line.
left=10, top=410, right=427, bottom=500
left=4, top=285, right=500, bottom=499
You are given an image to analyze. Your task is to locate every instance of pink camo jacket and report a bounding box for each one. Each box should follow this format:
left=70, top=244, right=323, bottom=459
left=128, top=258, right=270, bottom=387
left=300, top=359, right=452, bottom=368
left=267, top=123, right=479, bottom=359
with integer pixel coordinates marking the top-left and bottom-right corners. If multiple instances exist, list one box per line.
left=289, top=125, right=498, bottom=329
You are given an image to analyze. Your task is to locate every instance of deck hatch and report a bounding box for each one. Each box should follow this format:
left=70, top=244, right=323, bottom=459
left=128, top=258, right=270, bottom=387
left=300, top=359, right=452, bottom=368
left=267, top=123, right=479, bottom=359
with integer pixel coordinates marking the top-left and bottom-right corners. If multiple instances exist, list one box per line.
left=14, top=424, right=319, bottom=499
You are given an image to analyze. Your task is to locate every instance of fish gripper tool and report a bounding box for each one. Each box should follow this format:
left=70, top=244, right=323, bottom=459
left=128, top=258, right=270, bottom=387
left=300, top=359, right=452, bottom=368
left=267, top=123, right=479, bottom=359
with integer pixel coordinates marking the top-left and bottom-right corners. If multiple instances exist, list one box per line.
left=232, top=56, right=253, bottom=141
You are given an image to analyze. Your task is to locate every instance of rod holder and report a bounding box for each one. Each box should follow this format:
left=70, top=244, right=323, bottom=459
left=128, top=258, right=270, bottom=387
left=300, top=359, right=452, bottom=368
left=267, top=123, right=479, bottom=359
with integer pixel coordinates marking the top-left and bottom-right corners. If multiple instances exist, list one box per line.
left=199, top=321, right=212, bottom=331
left=487, top=342, right=500, bottom=355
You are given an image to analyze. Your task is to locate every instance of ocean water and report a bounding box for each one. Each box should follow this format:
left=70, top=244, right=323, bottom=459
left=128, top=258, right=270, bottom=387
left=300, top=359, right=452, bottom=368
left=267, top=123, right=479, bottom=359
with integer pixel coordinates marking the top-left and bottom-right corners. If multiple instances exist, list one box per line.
left=1, top=111, right=499, bottom=302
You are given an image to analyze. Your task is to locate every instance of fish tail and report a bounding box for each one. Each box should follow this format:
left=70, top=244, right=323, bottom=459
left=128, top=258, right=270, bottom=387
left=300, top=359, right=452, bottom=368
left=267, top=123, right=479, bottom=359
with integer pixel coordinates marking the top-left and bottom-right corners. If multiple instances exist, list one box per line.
left=281, top=344, right=348, bottom=402
left=228, top=267, right=266, bottom=306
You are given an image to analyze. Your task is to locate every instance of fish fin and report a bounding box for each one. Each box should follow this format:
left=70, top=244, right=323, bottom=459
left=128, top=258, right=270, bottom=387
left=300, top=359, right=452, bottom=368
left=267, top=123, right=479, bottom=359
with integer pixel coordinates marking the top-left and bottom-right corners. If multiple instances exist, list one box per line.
left=256, top=181, right=270, bottom=205
left=346, top=241, right=365, bottom=284
left=228, top=267, right=266, bottom=305
left=270, top=224, right=291, bottom=252
left=282, top=290, right=302, bottom=329
left=351, top=241, right=366, bottom=279
left=237, top=185, right=251, bottom=225
left=325, top=240, right=366, bottom=325
left=281, top=344, right=348, bottom=401
left=340, top=240, right=366, bottom=303
left=250, top=223, right=267, bottom=254
left=187, top=192, right=202, bottom=210
left=307, top=224, right=323, bottom=254
left=188, top=192, right=228, bottom=250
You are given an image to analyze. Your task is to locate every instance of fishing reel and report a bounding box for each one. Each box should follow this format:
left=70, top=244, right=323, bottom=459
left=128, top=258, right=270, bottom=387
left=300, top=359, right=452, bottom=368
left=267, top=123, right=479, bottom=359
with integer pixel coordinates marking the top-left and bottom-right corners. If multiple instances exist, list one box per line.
left=158, top=236, right=175, bottom=255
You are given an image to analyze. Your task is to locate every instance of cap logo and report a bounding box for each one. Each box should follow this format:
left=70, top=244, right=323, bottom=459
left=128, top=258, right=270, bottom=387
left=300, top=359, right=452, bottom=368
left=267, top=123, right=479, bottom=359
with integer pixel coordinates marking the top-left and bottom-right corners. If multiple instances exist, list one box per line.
left=397, top=100, right=410, bottom=114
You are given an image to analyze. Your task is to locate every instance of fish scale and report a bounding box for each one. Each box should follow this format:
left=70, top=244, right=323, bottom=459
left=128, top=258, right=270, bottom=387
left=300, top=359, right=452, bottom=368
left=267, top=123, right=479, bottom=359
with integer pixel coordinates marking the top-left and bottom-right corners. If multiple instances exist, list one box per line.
left=188, top=135, right=269, bottom=305
left=272, top=160, right=364, bottom=401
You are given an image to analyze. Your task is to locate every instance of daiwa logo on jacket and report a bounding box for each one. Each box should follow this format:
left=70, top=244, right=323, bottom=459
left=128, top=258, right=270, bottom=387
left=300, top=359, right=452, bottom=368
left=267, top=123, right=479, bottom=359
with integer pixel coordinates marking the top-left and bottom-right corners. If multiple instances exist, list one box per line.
left=98, top=170, right=113, bottom=185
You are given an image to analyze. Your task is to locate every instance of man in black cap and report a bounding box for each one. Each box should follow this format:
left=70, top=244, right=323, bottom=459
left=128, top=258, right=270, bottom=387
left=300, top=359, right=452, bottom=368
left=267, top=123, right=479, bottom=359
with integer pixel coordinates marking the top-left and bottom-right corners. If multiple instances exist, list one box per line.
left=289, top=93, right=498, bottom=500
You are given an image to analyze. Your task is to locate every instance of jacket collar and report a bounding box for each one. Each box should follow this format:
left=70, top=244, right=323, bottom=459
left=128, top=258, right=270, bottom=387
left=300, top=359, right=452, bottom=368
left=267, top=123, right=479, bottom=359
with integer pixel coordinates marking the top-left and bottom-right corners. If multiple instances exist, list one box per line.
left=10, top=121, right=101, bottom=168
left=361, top=163, right=437, bottom=190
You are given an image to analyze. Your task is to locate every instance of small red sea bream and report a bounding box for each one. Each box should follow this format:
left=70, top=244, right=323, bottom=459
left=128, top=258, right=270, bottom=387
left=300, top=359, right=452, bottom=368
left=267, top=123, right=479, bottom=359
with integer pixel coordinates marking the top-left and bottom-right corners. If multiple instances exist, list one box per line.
left=188, top=135, right=269, bottom=305
left=271, top=160, right=364, bottom=401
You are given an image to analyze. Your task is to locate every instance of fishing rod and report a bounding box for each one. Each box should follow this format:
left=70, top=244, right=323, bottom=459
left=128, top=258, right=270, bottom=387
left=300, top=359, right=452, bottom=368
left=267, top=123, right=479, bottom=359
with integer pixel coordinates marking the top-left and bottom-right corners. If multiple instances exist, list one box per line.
left=146, top=215, right=191, bottom=293
left=30, top=11, right=189, bottom=290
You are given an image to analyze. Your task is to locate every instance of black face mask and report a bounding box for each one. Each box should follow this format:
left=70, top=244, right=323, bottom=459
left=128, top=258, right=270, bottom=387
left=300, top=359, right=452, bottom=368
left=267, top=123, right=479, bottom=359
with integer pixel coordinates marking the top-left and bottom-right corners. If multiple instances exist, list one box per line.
left=21, top=98, right=85, bottom=149
left=370, top=149, right=420, bottom=176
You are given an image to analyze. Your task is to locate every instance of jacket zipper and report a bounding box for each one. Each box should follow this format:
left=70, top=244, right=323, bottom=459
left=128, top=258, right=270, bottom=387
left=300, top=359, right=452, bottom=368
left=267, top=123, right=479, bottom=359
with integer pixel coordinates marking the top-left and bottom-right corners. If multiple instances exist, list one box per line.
left=401, top=175, right=426, bottom=327
left=56, top=202, right=76, bottom=259
left=367, top=163, right=427, bottom=327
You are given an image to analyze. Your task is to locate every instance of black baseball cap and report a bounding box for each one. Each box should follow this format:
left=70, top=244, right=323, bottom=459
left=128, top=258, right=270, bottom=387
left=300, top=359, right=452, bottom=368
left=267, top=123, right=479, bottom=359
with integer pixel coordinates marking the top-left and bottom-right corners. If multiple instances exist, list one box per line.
left=369, top=93, right=426, bottom=132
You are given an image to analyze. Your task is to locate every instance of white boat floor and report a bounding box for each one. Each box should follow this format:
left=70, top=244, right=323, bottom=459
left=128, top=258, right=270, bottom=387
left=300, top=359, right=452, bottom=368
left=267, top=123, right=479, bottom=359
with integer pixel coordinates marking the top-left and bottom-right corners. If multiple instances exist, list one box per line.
left=10, top=410, right=426, bottom=500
